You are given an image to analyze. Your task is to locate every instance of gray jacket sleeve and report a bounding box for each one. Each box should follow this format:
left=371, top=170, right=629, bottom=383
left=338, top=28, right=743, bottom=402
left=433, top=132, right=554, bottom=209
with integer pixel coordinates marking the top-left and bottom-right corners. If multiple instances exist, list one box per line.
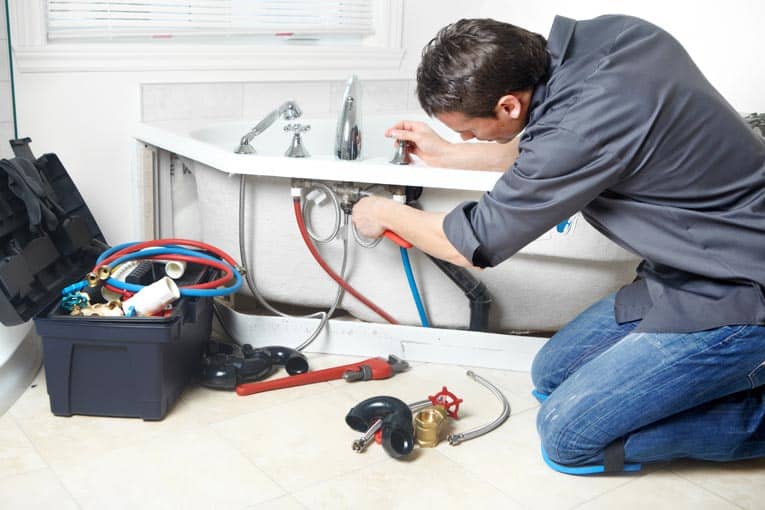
left=442, top=126, right=624, bottom=267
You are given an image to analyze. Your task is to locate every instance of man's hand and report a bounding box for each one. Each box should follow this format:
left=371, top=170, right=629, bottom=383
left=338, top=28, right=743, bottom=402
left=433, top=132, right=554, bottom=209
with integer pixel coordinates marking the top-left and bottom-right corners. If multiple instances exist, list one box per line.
left=385, top=120, right=452, bottom=167
left=351, top=195, right=388, bottom=239
left=385, top=119, right=519, bottom=171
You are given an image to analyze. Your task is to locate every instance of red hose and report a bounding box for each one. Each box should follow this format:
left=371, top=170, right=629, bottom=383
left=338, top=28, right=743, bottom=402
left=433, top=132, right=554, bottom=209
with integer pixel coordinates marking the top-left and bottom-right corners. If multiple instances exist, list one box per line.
left=95, top=238, right=239, bottom=272
left=293, top=197, right=399, bottom=325
left=132, top=254, right=233, bottom=289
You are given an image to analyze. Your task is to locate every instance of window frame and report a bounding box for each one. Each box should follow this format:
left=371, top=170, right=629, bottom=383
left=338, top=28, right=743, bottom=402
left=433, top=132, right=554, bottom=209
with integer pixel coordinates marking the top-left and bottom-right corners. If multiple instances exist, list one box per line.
left=8, top=0, right=404, bottom=73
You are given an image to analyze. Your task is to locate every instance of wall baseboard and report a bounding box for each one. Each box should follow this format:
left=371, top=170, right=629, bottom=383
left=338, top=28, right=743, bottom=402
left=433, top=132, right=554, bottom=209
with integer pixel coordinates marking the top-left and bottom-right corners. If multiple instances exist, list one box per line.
left=216, top=303, right=548, bottom=372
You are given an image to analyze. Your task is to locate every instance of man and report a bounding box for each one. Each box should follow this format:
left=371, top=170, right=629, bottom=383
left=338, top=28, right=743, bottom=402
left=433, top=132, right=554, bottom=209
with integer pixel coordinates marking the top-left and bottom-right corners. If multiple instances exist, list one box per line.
left=351, top=16, right=765, bottom=474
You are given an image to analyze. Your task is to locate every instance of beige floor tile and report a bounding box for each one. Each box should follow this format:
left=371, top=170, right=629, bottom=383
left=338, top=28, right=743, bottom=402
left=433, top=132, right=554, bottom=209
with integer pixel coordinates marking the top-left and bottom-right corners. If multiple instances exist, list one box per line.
left=0, top=414, right=47, bottom=479
left=575, top=470, right=739, bottom=509
left=212, top=390, right=390, bottom=492
left=245, top=495, right=307, bottom=510
left=435, top=408, right=639, bottom=510
left=53, top=425, right=283, bottom=510
left=13, top=387, right=202, bottom=467
left=669, top=458, right=765, bottom=510
left=180, top=382, right=333, bottom=425
left=291, top=449, right=524, bottom=510
left=7, top=368, right=48, bottom=421
left=0, top=468, right=79, bottom=510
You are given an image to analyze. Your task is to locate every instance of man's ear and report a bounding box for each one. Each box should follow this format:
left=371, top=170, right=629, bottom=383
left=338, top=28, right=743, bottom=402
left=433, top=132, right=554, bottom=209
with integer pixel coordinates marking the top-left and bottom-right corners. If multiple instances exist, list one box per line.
left=496, top=94, right=523, bottom=120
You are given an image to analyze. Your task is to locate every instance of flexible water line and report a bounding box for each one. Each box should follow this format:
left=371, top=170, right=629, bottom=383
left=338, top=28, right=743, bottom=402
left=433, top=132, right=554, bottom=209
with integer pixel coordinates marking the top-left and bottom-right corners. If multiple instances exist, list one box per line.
left=301, top=181, right=342, bottom=244
left=237, top=175, right=348, bottom=352
left=399, top=247, right=430, bottom=327
left=447, top=371, right=510, bottom=445
left=294, top=196, right=399, bottom=325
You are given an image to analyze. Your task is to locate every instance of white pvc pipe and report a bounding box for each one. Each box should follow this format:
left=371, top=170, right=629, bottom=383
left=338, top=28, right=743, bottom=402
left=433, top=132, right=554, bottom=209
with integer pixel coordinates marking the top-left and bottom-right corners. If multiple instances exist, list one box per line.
left=122, top=276, right=180, bottom=317
left=164, top=260, right=187, bottom=279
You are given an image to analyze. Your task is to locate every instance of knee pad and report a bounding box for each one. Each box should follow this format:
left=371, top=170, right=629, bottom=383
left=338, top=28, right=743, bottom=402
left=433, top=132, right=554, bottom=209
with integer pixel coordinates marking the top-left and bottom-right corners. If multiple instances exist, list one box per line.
left=540, top=440, right=641, bottom=475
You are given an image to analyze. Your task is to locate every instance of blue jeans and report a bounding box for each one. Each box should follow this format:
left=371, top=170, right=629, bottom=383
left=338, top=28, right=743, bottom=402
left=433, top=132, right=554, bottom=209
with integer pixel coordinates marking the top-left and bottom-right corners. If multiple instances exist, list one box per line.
left=531, top=292, right=765, bottom=467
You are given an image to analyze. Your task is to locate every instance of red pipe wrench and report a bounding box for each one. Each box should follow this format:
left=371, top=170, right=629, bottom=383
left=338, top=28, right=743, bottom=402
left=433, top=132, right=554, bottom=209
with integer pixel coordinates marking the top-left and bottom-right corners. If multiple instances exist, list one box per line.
left=236, top=355, right=409, bottom=396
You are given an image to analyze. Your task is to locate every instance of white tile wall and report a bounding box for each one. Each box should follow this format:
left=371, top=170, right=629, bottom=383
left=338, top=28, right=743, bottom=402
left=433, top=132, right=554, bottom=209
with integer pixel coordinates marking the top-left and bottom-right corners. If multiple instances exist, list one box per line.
left=142, top=79, right=415, bottom=123
left=0, top=121, right=14, bottom=159
left=243, top=81, right=332, bottom=120
left=329, top=79, right=410, bottom=113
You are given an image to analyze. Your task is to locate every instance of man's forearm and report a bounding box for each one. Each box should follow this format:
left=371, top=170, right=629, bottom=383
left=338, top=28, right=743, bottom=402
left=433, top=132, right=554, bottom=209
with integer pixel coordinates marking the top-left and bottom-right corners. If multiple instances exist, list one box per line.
left=441, top=137, right=519, bottom=171
left=374, top=199, right=473, bottom=268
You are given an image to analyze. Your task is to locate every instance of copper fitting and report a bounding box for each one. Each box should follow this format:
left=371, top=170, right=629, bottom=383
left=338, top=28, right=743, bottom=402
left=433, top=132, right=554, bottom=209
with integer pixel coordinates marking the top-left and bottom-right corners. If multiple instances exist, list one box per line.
left=86, top=272, right=100, bottom=287
left=414, top=405, right=448, bottom=447
left=97, top=265, right=111, bottom=280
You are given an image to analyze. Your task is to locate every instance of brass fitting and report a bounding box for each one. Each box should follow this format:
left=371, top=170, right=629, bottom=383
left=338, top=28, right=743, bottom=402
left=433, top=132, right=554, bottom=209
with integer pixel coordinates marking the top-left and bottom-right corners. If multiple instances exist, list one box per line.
left=86, top=272, right=100, bottom=287
left=97, top=265, right=111, bottom=280
left=414, top=405, right=449, bottom=447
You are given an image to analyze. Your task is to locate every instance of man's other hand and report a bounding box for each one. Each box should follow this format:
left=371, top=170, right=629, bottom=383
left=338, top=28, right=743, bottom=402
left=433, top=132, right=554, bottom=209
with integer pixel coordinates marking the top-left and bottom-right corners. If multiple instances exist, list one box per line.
left=351, top=195, right=389, bottom=239
left=385, top=120, right=452, bottom=167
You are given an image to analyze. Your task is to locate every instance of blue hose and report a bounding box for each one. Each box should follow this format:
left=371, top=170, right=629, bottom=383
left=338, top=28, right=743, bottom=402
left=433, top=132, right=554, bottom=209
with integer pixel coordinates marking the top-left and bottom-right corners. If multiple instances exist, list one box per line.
left=399, top=247, right=430, bottom=327
left=81, top=244, right=242, bottom=298
left=104, top=247, right=241, bottom=297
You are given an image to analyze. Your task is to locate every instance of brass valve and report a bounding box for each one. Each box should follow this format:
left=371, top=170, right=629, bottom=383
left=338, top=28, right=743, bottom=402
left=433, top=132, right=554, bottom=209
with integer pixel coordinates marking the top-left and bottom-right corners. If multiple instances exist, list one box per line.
left=414, top=405, right=449, bottom=447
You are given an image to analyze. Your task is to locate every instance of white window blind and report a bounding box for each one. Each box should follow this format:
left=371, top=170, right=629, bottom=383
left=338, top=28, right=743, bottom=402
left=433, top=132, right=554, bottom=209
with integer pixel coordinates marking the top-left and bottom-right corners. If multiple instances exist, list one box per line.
left=46, top=0, right=375, bottom=40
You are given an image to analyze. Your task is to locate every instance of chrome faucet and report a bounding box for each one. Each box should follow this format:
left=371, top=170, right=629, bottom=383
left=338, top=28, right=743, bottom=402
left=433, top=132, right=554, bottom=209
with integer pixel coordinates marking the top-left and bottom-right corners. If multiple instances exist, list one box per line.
left=335, top=75, right=362, bottom=160
left=236, top=101, right=302, bottom=154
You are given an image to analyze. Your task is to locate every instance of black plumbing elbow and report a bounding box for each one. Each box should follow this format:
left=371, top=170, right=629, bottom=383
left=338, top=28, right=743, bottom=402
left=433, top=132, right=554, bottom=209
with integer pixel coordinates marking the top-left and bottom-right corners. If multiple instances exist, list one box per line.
left=251, top=345, right=309, bottom=375
left=346, top=396, right=415, bottom=459
left=201, top=341, right=310, bottom=390
left=201, top=340, right=273, bottom=390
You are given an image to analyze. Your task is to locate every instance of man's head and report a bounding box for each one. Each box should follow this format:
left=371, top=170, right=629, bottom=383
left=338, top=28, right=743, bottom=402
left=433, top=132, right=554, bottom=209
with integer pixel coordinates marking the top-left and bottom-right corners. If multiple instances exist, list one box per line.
left=417, top=18, right=549, bottom=142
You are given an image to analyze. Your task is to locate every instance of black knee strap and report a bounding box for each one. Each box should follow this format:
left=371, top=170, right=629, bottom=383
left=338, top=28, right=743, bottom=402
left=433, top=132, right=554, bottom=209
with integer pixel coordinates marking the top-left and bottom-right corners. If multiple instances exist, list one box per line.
left=603, top=437, right=625, bottom=473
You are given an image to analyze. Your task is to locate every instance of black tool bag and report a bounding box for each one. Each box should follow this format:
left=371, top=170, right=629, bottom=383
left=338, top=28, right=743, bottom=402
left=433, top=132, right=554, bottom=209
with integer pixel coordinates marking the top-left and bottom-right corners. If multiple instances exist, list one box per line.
left=0, top=138, right=106, bottom=326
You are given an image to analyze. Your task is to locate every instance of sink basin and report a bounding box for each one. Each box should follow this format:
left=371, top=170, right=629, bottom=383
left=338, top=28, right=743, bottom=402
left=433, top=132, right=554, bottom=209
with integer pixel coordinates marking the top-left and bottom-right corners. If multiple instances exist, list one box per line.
left=188, top=113, right=458, bottom=160
left=136, top=113, right=499, bottom=191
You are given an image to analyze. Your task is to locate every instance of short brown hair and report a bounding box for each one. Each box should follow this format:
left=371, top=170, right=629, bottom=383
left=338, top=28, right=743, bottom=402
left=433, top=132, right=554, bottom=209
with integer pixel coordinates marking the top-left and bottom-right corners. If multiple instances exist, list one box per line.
left=417, top=19, right=549, bottom=118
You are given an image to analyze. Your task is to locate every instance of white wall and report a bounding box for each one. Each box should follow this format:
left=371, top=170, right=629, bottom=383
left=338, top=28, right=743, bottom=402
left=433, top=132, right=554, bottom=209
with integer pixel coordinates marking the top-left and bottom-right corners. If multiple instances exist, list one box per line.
left=400, top=0, right=765, bottom=113
left=11, top=0, right=765, bottom=244
left=0, top=4, right=14, bottom=158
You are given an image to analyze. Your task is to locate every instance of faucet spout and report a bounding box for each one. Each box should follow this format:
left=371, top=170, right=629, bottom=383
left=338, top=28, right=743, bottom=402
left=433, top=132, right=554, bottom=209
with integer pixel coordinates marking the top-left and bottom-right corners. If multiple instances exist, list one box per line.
left=236, top=100, right=302, bottom=154
left=335, top=75, right=362, bottom=160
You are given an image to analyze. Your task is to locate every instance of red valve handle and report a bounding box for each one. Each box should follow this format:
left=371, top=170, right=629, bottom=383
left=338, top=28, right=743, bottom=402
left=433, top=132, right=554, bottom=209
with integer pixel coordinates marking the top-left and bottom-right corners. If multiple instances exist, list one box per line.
left=429, top=386, right=463, bottom=419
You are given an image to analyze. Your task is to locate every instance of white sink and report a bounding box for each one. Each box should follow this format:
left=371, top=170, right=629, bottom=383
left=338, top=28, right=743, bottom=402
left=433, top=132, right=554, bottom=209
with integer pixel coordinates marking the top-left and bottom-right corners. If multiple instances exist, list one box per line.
left=189, top=114, right=447, bottom=160
left=136, top=113, right=500, bottom=191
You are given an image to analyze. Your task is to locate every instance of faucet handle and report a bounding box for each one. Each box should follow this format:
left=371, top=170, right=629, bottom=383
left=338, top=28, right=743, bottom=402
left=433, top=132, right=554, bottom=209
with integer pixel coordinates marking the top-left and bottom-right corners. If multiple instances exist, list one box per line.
left=390, top=139, right=412, bottom=165
left=285, top=123, right=311, bottom=133
left=284, top=124, right=310, bottom=158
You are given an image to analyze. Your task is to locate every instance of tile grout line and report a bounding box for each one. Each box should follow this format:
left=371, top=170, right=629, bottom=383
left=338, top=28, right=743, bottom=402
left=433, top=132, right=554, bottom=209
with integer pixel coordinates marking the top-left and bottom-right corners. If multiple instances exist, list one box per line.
left=9, top=411, right=85, bottom=510
left=204, top=421, right=294, bottom=501
left=429, top=448, right=532, bottom=510
left=669, top=468, right=749, bottom=510
left=203, top=387, right=391, bottom=503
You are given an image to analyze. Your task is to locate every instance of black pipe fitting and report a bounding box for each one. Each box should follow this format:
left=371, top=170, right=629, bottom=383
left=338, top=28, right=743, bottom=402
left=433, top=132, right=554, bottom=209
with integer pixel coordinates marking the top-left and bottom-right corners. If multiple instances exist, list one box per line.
left=245, top=344, right=309, bottom=375
left=408, top=198, right=493, bottom=332
left=201, top=341, right=310, bottom=390
left=345, top=396, right=415, bottom=459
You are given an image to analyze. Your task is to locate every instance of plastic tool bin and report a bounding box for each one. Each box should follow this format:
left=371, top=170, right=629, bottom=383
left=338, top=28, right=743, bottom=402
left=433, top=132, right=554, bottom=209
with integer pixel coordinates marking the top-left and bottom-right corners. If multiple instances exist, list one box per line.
left=0, top=139, right=213, bottom=420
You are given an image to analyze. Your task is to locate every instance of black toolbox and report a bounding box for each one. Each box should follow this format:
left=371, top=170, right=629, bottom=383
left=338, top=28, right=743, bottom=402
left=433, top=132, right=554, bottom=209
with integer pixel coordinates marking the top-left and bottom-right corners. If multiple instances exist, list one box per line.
left=0, top=139, right=212, bottom=420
